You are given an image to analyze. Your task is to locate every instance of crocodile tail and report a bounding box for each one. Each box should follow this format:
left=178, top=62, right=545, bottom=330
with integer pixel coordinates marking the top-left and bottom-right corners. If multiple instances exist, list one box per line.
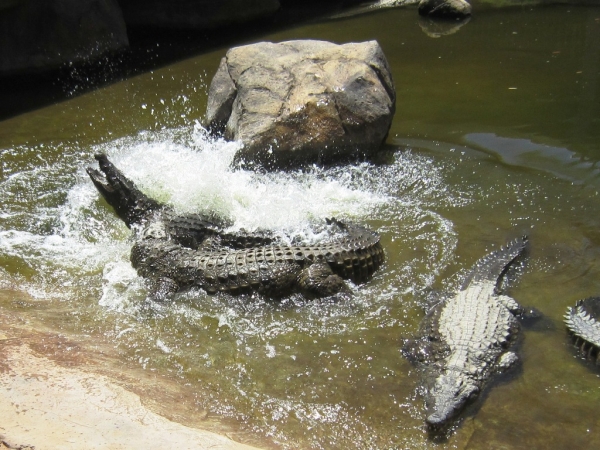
left=564, top=297, right=600, bottom=350
left=461, top=236, right=528, bottom=289
left=325, top=218, right=385, bottom=282
left=87, top=154, right=162, bottom=228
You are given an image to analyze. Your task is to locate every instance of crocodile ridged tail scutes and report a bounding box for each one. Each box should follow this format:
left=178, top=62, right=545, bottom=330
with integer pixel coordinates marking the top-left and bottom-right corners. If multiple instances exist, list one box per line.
left=460, top=236, right=528, bottom=289
left=564, top=297, right=600, bottom=363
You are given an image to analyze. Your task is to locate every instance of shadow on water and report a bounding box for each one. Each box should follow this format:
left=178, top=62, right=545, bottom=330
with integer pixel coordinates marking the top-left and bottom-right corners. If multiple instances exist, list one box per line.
left=0, top=1, right=359, bottom=122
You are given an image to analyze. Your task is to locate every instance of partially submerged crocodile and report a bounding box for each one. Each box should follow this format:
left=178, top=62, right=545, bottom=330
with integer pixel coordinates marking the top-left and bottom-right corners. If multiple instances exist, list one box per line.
left=403, top=237, right=529, bottom=432
left=564, top=296, right=600, bottom=363
left=87, top=154, right=385, bottom=300
left=87, top=154, right=274, bottom=250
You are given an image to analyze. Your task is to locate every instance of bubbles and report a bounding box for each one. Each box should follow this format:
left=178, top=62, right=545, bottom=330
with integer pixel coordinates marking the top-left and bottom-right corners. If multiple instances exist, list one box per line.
left=99, top=261, right=146, bottom=311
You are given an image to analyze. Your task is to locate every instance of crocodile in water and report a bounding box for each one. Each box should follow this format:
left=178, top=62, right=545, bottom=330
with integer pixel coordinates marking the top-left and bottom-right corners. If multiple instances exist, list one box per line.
left=403, top=237, right=528, bottom=432
left=86, top=154, right=275, bottom=250
left=87, top=154, right=385, bottom=300
left=564, top=296, right=600, bottom=364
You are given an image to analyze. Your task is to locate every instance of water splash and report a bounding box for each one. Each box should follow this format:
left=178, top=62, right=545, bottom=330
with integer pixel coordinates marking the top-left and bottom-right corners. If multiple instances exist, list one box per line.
left=0, top=123, right=465, bottom=450
left=0, top=121, right=464, bottom=323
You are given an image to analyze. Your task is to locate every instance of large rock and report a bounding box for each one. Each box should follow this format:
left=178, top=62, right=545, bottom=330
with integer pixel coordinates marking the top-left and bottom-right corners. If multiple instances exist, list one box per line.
left=205, top=40, right=396, bottom=169
left=0, top=0, right=128, bottom=75
left=118, top=0, right=280, bottom=29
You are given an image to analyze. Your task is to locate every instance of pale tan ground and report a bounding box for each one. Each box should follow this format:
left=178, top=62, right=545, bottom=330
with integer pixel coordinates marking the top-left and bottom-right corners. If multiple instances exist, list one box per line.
left=0, top=295, right=265, bottom=450
left=0, top=343, right=261, bottom=450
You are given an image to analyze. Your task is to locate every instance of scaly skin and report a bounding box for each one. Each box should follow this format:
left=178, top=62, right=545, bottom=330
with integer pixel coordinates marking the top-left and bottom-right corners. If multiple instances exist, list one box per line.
left=404, top=237, right=528, bottom=432
left=161, top=211, right=275, bottom=250
left=564, top=297, right=600, bottom=363
left=132, top=216, right=384, bottom=299
left=87, top=154, right=384, bottom=300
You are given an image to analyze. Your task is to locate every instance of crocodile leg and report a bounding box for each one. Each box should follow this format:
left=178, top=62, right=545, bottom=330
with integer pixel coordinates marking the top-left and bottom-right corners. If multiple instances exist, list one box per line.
left=496, top=294, right=523, bottom=315
left=402, top=337, right=437, bottom=364
left=496, top=351, right=519, bottom=370
left=297, top=261, right=348, bottom=297
left=149, top=277, right=180, bottom=302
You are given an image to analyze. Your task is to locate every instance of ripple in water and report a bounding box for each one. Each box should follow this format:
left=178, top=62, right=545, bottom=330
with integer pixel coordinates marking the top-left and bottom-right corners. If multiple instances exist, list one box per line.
left=0, top=123, right=470, bottom=449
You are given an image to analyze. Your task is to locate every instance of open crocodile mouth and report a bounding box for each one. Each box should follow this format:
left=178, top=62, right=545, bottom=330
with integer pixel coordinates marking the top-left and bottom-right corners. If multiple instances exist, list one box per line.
left=87, top=154, right=109, bottom=182
left=86, top=154, right=163, bottom=228
left=86, top=154, right=115, bottom=196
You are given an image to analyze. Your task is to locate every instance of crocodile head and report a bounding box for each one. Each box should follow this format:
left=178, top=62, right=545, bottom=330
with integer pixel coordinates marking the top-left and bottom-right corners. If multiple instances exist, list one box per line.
left=425, top=371, right=479, bottom=430
left=87, top=154, right=162, bottom=227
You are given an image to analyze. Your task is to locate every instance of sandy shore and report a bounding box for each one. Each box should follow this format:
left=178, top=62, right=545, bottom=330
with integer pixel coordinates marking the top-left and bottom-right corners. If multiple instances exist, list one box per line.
left=0, top=307, right=263, bottom=450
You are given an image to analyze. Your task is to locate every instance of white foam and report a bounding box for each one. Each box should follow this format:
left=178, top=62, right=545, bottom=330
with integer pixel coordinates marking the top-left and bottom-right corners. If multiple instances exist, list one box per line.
left=90, top=124, right=389, bottom=232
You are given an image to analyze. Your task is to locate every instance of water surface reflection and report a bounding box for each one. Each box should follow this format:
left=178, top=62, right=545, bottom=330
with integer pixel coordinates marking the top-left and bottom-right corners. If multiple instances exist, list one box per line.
left=1, top=3, right=600, bottom=449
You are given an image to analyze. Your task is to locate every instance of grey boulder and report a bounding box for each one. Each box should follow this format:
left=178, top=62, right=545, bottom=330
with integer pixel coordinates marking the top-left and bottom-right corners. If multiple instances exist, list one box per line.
left=204, top=40, right=396, bottom=169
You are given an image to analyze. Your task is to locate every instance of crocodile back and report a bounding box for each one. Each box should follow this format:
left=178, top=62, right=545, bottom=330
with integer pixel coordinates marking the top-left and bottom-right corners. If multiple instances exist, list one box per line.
left=163, top=211, right=274, bottom=249
left=132, top=221, right=384, bottom=296
left=197, top=223, right=384, bottom=285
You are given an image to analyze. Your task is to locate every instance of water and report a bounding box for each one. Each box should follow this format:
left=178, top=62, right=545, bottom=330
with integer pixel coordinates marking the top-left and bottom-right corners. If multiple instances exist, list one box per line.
left=1, top=3, right=600, bottom=449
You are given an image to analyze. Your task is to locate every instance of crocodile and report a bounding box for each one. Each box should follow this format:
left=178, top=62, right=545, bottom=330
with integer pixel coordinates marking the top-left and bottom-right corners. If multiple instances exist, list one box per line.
left=403, top=237, right=529, bottom=432
left=564, top=296, right=600, bottom=364
left=87, top=154, right=385, bottom=300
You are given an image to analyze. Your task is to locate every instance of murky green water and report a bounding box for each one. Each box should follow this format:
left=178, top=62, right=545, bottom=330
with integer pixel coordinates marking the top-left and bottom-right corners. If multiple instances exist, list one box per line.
left=1, top=4, right=600, bottom=449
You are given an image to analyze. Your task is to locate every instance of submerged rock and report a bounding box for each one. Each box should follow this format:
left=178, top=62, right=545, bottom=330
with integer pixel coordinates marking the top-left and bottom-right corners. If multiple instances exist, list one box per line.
left=204, top=39, right=396, bottom=169
left=328, top=0, right=419, bottom=20
left=418, top=15, right=471, bottom=38
left=418, top=0, right=472, bottom=18
left=0, top=0, right=128, bottom=75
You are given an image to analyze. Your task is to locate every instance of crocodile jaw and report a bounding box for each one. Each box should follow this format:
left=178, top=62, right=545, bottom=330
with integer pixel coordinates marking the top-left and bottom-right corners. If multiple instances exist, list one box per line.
left=426, top=371, right=479, bottom=429
left=87, top=154, right=162, bottom=227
